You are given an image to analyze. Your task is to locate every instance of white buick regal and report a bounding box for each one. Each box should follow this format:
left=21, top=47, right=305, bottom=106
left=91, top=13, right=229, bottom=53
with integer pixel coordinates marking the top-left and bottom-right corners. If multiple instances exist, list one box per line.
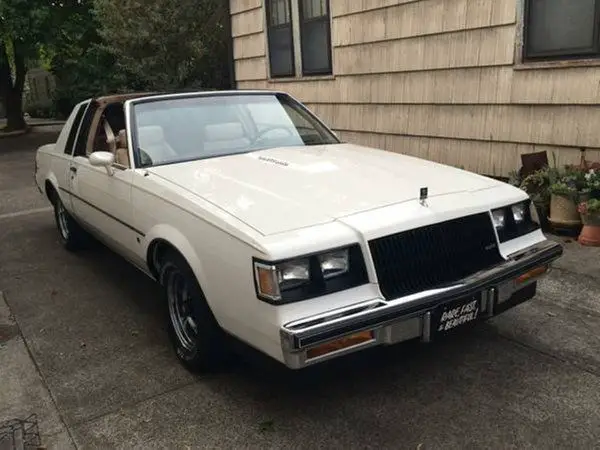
left=35, top=90, right=563, bottom=371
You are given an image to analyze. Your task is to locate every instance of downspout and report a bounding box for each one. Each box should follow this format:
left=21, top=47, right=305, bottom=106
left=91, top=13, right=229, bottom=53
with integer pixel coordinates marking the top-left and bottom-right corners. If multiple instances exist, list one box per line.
left=224, top=0, right=236, bottom=89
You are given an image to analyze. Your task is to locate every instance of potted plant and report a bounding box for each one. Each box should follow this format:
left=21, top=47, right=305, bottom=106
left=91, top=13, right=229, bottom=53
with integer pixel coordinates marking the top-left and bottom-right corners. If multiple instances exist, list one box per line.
left=519, top=167, right=552, bottom=231
left=577, top=198, right=600, bottom=246
left=549, top=173, right=581, bottom=228
left=584, top=169, right=600, bottom=198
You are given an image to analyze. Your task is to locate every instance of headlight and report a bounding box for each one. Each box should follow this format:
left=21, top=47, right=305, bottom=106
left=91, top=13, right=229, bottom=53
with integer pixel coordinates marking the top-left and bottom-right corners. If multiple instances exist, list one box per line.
left=253, top=245, right=367, bottom=304
left=319, top=249, right=349, bottom=279
left=278, top=259, right=310, bottom=290
left=491, top=209, right=506, bottom=229
left=511, top=202, right=526, bottom=223
left=491, top=199, right=539, bottom=242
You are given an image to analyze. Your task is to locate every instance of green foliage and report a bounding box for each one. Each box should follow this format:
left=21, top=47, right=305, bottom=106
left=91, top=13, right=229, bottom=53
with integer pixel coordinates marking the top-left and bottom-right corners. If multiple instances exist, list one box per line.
left=550, top=180, right=578, bottom=197
left=0, top=0, right=86, bottom=128
left=549, top=167, right=586, bottom=198
left=1, top=0, right=232, bottom=123
left=584, top=169, right=600, bottom=192
left=0, top=0, right=54, bottom=60
left=93, top=0, right=231, bottom=92
left=519, top=166, right=556, bottom=205
left=507, top=170, right=521, bottom=187
left=44, top=0, right=232, bottom=116
left=47, top=1, right=127, bottom=116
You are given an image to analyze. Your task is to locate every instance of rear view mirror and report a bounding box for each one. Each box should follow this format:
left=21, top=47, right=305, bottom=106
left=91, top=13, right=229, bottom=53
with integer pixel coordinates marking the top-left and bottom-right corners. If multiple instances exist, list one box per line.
left=89, top=151, right=115, bottom=175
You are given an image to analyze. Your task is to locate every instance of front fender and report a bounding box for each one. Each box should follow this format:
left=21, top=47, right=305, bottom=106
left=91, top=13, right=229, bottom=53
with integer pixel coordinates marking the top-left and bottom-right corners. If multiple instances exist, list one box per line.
left=143, top=224, right=210, bottom=303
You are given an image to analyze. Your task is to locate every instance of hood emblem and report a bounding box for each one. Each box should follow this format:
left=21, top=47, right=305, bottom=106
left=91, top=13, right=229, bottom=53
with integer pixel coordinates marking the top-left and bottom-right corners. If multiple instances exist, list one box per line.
left=258, top=156, right=288, bottom=167
left=419, top=187, right=428, bottom=206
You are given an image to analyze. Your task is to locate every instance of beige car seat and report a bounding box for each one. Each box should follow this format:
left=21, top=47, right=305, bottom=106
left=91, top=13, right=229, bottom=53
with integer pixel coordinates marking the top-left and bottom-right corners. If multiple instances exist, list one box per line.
left=115, top=129, right=130, bottom=167
left=137, top=125, right=178, bottom=164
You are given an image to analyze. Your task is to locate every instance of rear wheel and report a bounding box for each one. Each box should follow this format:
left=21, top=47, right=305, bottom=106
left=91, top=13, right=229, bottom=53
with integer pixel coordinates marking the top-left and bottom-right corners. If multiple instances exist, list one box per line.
left=159, top=250, right=230, bottom=372
left=52, top=194, right=88, bottom=251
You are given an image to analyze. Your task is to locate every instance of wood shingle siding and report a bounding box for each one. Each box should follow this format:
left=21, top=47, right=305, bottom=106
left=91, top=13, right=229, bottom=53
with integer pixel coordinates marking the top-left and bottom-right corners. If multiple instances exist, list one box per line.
left=229, top=0, right=600, bottom=176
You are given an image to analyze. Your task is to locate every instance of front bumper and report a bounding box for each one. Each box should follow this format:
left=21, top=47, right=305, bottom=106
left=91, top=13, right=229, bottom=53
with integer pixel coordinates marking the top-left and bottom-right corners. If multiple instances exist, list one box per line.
left=279, top=239, right=563, bottom=369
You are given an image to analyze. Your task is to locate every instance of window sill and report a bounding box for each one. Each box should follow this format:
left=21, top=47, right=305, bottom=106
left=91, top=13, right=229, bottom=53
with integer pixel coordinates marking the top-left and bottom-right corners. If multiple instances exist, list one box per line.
left=268, top=74, right=335, bottom=83
left=515, top=57, right=600, bottom=71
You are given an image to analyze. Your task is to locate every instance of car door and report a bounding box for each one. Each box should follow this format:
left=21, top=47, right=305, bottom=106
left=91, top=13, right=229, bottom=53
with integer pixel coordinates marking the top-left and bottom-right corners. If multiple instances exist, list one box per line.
left=67, top=107, right=142, bottom=265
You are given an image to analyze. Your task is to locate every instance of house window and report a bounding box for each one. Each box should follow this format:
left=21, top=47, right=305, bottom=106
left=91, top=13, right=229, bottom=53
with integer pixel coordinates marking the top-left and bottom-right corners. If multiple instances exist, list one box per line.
left=524, top=0, right=600, bottom=60
left=266, top=0, right=295, bottom=77
left=266, top=0, right=332, bottom=78
left=299, top=0, right=332, bottom=75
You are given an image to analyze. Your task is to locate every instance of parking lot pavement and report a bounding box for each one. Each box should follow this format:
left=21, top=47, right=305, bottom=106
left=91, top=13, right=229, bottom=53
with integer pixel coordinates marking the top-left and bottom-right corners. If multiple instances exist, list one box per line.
left=1, top=130, right=600, bottom=449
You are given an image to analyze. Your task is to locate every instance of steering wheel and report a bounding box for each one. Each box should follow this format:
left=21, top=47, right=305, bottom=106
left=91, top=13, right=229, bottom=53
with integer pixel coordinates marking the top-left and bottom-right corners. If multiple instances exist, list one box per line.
left=138, top=148, right=153, bottom=167
left=252, top=125, right=295, bottom=144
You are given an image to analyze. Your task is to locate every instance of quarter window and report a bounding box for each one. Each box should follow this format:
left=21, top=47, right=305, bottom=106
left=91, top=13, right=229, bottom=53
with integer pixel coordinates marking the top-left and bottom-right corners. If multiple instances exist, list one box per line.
left=64, top=102, right=89, bottom=155
left=73, top=102, right=98, bottom=157
left=524, top=0, right=600, bottom=60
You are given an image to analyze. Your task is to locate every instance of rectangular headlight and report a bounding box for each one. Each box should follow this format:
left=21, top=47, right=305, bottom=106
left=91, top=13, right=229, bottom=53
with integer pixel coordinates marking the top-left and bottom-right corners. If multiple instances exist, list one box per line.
left=318, top=249, right=349, bottom=279
left=253, top=245, right=367, bottom=304
left=491, top=199, right=539, bottom=242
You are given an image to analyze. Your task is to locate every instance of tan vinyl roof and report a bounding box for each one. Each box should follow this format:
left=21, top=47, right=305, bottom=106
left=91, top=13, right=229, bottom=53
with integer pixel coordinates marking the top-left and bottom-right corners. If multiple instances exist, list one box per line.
left=94, top=92, right=159, bottom=105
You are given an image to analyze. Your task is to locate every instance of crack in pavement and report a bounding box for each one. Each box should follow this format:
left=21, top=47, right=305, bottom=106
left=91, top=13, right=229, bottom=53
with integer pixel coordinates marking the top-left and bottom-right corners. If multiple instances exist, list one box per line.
left=1, top=291, right=80, bottom=450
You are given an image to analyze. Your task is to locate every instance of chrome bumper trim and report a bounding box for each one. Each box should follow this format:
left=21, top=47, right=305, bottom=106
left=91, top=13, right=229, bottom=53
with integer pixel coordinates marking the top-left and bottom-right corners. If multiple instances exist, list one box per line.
left=280, top=239, right=562, bottom=368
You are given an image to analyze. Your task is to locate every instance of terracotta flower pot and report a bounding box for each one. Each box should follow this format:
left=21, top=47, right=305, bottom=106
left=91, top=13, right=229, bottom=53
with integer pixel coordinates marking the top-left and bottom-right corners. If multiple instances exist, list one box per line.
left=578, top=212, right=600, bottom=246
left=549, top=193, right=581, bottom=226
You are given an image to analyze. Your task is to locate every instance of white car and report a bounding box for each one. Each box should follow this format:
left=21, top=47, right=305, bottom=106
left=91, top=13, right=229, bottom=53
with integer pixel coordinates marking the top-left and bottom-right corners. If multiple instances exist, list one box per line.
left=35, top=90, right=563, bottom=371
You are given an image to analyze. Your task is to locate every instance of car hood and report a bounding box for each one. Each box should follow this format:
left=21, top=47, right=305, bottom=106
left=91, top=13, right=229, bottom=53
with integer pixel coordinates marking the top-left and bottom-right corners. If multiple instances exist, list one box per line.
left=147, top=143, right=503, bottom=235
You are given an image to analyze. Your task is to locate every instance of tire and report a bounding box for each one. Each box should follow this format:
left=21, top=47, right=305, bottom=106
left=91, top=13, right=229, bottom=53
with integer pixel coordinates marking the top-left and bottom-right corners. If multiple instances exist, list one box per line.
left=159, top=250, right=230, bottom=373
left=52, top=194, right=88, bottom=251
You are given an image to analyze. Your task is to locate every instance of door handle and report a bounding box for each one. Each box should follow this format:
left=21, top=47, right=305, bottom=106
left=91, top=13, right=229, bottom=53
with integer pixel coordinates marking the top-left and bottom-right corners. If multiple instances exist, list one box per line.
left=69, top=167, right=77, bottom=173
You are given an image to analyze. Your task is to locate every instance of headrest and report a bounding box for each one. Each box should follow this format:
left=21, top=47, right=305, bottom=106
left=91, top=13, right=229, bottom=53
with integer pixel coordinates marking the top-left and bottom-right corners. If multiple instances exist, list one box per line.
left=138, top=125, right=166, bottom=146
left=117, top=129, right=128, bottom=149
left=204, top=122, right=245, bottom=142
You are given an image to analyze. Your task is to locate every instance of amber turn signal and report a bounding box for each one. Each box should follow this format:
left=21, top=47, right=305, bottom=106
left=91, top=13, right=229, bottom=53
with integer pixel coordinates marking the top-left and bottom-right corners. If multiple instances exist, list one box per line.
left=306, top=330, right=374, bottom=359
left=516, top=265, right=548, bottom=284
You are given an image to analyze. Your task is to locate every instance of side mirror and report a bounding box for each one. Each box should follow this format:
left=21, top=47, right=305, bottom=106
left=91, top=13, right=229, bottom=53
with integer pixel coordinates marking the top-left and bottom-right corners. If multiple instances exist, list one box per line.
left=89, top=151, right=115, bottom=175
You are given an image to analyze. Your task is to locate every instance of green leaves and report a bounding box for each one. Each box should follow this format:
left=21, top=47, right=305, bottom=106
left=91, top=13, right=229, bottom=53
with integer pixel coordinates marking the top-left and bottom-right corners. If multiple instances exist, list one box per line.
left=1, top=0, right=231, bottom=121
left=93, top=0, right=230, bottom=92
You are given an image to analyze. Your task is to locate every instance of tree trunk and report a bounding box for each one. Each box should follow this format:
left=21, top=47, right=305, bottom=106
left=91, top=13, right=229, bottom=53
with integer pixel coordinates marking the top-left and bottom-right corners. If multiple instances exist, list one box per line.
left=0, top=40, right=27, bottom=132
left=4, top=89, right=25, bottom=131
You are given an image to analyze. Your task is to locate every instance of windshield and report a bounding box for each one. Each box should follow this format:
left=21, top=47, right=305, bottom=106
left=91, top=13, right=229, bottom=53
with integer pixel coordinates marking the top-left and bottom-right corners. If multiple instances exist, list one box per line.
left=131, top=93, right=340, bottom=167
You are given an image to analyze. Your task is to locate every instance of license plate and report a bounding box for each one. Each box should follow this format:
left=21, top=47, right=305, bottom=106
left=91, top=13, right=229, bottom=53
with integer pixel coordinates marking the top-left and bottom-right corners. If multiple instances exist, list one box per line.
left=432, top=295, right=481, bottom=337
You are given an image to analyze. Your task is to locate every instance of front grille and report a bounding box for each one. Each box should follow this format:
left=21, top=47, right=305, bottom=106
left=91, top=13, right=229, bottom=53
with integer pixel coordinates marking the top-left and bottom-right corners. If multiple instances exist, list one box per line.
left=369, top=213, right=503, bottom=300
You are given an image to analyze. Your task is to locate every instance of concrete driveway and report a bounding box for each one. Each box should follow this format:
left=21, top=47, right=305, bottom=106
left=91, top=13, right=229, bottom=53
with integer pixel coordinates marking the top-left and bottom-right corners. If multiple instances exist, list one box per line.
left=1, top=129, right=600, bottom=449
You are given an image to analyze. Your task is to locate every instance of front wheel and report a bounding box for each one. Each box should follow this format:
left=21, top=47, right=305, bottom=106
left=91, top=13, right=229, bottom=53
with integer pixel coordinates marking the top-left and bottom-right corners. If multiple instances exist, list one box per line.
left=53, top=195, right=88, bottom=251
left=159, top=251, right=230, bottom=373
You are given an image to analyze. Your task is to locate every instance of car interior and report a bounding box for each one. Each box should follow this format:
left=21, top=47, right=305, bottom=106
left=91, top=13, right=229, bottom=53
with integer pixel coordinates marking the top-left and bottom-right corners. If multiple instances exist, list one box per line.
left=89, top=102, right=131, bottom=168
left=85, top=94, right=335, bottom=170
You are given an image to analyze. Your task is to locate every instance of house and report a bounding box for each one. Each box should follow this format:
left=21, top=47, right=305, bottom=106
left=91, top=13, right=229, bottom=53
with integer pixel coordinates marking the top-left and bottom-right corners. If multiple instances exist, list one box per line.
left=228, top=0, right=600, bottom=177
left=24, top=68, right=56, bottom=110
